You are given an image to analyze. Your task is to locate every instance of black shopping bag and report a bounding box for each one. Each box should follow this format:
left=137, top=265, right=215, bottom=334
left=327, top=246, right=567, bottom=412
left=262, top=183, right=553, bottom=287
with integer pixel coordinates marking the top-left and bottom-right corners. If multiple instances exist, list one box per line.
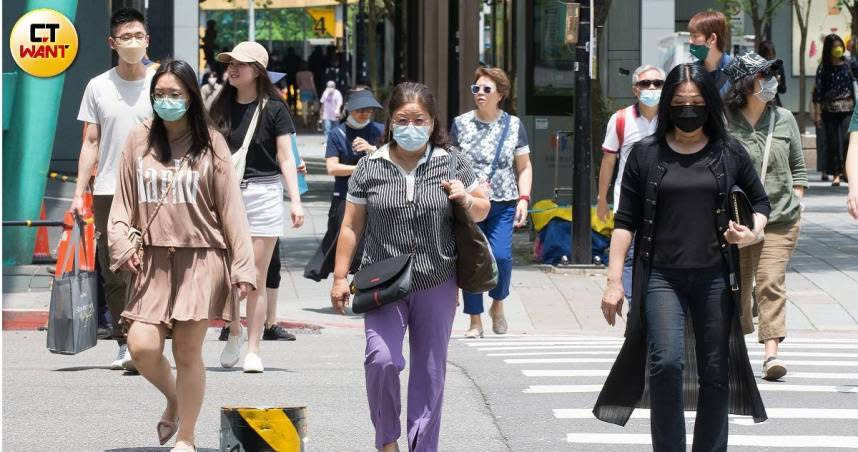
left=47, top=219, right=98, bottom=355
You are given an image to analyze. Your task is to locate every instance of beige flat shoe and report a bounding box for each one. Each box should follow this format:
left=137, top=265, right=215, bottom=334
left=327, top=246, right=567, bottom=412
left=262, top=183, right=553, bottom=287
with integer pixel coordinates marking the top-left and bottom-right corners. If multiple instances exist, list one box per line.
left=463, top=327, right=484, bottom=339
left=491, top=314, right=508, bottom=335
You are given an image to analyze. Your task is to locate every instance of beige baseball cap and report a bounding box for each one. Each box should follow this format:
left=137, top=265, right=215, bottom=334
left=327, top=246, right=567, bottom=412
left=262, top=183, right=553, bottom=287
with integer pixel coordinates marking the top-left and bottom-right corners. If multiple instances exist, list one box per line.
left=216, top=41, right=268, bottom=67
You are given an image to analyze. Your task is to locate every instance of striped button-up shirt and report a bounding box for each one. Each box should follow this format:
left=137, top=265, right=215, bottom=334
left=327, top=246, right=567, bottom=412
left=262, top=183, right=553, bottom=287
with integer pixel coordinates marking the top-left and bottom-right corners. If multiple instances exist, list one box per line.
left=347, top=145, right=478, bottom=291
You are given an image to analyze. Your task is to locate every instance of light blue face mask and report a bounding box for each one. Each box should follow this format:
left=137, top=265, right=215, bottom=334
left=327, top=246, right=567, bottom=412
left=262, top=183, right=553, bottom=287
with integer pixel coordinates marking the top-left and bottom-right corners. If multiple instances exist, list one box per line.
left=393, top=124, right=431, bottom=152
left=639, top=89, right=661, bottom=107
left=153, top=97, right=188, bottom=122
left=347, top=115, right=370, bottom=129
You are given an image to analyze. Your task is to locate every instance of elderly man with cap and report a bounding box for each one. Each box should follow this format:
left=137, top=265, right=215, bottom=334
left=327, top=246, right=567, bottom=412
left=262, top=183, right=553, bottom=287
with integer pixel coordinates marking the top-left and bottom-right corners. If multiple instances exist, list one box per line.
left=723, top=51, right=808, bottom=381
left=303, top=87, right=384, bottom=281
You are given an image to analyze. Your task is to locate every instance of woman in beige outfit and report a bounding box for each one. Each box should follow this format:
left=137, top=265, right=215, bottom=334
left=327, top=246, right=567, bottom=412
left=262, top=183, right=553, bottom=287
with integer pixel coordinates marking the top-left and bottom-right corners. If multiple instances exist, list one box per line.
left=109, top=60, right=255, bottom=452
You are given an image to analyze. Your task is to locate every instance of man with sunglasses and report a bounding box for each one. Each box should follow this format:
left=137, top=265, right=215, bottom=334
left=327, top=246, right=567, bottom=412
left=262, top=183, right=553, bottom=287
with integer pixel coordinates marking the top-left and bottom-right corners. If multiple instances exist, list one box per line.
left=71, top=8, right=155, bottom=372
left=597, top=64, right=665, bottom=307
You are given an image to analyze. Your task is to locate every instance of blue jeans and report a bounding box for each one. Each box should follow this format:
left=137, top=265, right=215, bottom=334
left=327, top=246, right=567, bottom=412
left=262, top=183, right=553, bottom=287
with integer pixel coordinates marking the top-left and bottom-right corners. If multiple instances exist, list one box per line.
left=463, top=201, right=515, bottom=315
left=323, top=119, right=337, bottom=137
left=622, top=237, right=635, bottom=306
left=646, top=267, right=731, bottom=452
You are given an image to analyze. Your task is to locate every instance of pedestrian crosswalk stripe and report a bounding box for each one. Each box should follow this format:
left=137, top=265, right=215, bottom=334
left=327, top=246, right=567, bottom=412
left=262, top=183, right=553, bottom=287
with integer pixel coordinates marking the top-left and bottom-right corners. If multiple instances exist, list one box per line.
left=476, top=345, right=623, bottom=352
left=525, top=384, right=858, bottom=394
left=565, top=433, right=858, bottom=448
left=487, top=350, right=858, bottom=358
left=524, top=369, right=858, bottom=380
left=456, top=335, right=623, bottom=340
left=474, top=343, right=858, bottom=352
left=488, top=350, right=619, bottom=357
left=554, top=408, right=858, bottom=420
left=464, top=340, right=623, bottom=347
left=506, top=357, right=858, bottom=366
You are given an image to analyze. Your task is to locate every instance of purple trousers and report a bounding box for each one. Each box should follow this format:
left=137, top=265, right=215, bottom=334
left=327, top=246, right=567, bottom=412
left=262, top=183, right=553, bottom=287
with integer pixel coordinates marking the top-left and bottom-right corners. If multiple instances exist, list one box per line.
left=364, top=277, right=457, bottom=451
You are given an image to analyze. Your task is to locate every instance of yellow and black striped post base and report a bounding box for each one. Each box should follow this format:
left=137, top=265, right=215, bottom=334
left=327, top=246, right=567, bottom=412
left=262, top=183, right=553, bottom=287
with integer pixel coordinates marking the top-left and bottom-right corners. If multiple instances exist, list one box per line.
left=220, top=406, right=307, bottom=452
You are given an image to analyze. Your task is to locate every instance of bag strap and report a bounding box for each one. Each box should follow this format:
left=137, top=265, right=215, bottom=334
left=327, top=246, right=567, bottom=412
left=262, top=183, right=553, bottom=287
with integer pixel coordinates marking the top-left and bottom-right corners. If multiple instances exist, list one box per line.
left=59, top=219, right=86, bottom=277
left=487, top=112, right=511, bottom=184
left=759, top=106, right=776, bottom=184
left=136, top=155, right=189, bottom=251
left=615, top=107, right=627, bottom=150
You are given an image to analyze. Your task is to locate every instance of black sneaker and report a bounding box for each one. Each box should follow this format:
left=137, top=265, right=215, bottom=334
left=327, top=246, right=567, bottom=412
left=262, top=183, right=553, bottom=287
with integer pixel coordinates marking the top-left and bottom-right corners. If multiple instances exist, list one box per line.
left=218, top=325, right=230, bottom=341
left=263, top=324, right=296, bottom=341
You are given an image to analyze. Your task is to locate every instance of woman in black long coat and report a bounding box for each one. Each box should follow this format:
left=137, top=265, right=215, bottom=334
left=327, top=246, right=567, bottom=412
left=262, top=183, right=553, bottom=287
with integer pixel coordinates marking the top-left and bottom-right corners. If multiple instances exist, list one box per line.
left=595, top=63, right=771, bottom=452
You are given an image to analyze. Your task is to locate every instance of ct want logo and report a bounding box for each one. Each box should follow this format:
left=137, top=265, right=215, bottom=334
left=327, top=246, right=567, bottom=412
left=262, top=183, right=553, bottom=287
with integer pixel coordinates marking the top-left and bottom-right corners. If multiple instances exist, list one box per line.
left=9, top=8, right=78, bottom=77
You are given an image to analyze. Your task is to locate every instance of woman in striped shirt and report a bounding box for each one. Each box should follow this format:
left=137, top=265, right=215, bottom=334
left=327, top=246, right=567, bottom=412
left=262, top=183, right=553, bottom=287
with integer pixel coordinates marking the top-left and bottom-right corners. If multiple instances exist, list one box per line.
left=330, top=82, right=490, bottom=452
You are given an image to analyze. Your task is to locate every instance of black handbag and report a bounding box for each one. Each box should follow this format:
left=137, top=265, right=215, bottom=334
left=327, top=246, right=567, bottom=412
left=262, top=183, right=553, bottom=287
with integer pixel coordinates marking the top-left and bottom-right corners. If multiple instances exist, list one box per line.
left=350, top=254, right=413, bottom=314
left=448, top=150, right=498, bottom=293
left=729, top=185, right=755, bottom=229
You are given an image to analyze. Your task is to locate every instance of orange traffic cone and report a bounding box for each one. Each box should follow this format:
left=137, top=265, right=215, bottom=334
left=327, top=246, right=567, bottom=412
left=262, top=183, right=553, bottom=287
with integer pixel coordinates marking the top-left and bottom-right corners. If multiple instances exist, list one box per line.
left=33, top=202, right=52, bottom=263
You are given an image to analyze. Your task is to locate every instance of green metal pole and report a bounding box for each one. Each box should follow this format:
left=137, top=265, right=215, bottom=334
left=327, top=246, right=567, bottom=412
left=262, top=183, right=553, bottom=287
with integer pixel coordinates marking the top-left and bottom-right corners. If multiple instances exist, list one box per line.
left=2, top=0, right=78, bottom=266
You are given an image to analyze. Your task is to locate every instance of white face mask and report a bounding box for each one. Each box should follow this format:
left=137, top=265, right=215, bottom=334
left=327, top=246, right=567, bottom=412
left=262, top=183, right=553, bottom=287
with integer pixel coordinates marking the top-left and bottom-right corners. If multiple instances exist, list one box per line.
left=347, top=115, right=370, bottom=129
left=114, top=38, right=146, bottom=64
left=754, top=76, right=778, bottom=103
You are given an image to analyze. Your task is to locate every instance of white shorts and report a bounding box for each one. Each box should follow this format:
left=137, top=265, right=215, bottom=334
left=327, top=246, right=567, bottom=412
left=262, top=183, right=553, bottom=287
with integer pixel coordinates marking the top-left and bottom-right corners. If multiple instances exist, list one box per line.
left=241, top=179, right=283, bottom=237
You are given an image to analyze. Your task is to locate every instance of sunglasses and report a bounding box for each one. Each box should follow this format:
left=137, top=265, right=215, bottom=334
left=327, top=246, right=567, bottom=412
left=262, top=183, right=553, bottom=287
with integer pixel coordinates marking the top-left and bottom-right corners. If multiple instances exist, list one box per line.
left=470, top=84, right=495, bottom=94
left=635, top=79, right=665, bottom=89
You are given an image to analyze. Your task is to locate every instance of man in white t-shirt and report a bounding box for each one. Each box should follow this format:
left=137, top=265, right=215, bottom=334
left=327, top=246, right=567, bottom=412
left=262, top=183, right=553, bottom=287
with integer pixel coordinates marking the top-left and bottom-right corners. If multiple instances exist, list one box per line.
left=597, top=64, right=665, bottom=306
left=71, top=8, right=154, bottom=371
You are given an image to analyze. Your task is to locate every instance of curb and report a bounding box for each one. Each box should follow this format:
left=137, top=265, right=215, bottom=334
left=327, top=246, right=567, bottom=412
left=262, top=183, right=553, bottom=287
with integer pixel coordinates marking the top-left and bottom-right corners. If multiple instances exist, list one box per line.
left=2, top=309, right=337, bottom=332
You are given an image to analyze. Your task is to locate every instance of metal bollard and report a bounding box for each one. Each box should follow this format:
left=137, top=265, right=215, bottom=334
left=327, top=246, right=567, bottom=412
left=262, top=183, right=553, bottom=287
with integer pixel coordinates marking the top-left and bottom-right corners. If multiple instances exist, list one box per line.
left=220, top=406, right=307, bottom=452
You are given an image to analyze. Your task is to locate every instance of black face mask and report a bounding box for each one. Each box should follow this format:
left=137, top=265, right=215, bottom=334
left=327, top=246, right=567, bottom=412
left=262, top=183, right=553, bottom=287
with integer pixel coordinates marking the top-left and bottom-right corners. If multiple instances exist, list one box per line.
left=670, top=105, right=708, bottom=133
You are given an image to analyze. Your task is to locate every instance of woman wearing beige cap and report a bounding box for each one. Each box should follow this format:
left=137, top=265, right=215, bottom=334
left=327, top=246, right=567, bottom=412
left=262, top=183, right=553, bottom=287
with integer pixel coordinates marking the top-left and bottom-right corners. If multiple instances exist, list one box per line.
left=209, top=41, right=305, bottom=373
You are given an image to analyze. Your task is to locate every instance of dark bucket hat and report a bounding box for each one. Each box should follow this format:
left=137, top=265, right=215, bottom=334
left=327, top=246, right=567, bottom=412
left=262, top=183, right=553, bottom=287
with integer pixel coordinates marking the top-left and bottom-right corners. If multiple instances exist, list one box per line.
left=723, top=52, right=783, bottom=84
left=345, top=90, right=382, bottom=112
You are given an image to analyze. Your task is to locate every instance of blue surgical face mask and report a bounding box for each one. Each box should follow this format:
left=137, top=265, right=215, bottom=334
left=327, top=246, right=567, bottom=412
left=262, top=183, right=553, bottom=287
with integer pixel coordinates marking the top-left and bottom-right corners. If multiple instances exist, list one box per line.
left=639, top=89, right=661, bottom=107
left=392, top=124, right=431, bottom=152
left=153, top=98, right=188, bottom=122
left=347, top=115, right=370, bottom=129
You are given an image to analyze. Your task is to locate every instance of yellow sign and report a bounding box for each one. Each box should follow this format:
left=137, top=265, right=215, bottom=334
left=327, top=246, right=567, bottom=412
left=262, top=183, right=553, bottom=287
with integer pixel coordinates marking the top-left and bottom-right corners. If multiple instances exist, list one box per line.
left=9, top=8, right=78, bottom=77
left=306, top=7, right=335, bottom=38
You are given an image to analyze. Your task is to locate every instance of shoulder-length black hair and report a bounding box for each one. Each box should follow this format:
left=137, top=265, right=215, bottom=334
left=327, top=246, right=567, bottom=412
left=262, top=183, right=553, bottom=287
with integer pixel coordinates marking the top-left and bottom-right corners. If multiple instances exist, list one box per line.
left=208, top=61, right=282, bottom=141
left=148, top=60, right=212, bottom=166
left=383, top=82, right=450, bottom=150
left=821, top=33, right=846, bottom=67
left=655, top=63, right=728, bottom=142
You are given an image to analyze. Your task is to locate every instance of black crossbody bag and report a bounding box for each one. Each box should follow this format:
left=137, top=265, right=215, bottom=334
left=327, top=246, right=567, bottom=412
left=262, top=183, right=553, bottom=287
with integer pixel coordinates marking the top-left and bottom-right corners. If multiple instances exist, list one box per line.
left=350, top=149, right=428, bottom=314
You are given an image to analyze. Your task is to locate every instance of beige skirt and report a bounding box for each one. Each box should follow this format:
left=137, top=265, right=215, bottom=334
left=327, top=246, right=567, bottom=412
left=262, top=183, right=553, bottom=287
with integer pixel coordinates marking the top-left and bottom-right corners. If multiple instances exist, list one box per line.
left=121, top=246, right=234, bottom=329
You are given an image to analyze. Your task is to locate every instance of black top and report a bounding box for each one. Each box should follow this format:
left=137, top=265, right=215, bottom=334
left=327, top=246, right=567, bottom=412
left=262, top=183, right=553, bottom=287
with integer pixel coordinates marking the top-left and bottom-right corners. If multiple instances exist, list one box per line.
left=812, top=61, right=855, bottom=105
left=227, top=97, right=295, bottom=180
left=652, top=143, right=722, bottom=269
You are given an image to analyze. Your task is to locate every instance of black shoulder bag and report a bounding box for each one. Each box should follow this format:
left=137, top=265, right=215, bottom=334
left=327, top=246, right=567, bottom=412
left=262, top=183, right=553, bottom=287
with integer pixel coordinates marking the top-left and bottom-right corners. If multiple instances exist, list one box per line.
left=350, top=151, right=425, bottom=314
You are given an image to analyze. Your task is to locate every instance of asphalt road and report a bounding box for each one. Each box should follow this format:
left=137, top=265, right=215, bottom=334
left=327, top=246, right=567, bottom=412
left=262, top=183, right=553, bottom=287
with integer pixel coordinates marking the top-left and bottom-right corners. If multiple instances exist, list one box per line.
left=5, top=328, right=858, bottom=451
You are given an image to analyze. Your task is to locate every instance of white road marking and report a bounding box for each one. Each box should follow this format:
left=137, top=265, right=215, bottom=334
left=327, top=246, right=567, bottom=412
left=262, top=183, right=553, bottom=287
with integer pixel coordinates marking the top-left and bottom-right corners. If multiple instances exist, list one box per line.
left=477, top=345, right=622, bottom=352
left=487, top=350, right=858, bottom=358
left=554, top=407, right=858, bottom=420
left=565, top=434, right=858, bottom=448
left=524, top=369, right=858, bottom=380
left=525, top=384, right=858, bottom=394
left=506, top=358, right=858, bottom=366
left=464, top=341, right=623, bottom=347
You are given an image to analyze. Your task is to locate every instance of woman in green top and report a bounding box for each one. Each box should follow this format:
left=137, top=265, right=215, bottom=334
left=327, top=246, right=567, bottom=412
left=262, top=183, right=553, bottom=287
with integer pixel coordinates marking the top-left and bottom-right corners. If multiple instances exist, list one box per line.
left=723, top=52, right=808, bottom=381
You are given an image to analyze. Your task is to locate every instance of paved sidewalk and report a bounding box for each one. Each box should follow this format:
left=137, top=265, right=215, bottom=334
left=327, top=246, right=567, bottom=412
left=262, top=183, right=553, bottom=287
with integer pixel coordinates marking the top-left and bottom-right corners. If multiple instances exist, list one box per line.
left=4, top=135, right=857, bottom=337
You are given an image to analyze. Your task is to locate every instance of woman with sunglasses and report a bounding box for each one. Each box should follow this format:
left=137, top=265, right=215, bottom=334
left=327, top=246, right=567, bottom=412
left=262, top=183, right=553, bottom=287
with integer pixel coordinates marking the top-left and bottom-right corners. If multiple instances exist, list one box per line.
left=209, top=41, right=305, bottom=373
left=723, top=53, right=807, bottom=381
left=109, top=60, right=255, bottom=451
left=449, top=66, right=533, bottom=338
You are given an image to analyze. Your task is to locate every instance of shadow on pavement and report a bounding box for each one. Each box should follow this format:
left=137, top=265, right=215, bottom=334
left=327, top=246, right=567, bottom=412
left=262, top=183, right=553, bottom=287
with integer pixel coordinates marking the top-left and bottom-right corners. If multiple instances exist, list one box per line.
left=302, top=306, right=362, bottom=320
left=106, top=448, right=218, bottom=452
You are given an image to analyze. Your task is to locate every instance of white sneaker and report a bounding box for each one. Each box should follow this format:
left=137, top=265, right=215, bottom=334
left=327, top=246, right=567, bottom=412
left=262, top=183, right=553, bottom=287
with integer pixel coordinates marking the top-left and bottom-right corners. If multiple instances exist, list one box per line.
left=220, top=327, right=245, bottom=369
left=121, top=347, right=137, bottom=372
left=242, top=352, right=264, bottom=373
left=111, top=344, right=129, bottom=370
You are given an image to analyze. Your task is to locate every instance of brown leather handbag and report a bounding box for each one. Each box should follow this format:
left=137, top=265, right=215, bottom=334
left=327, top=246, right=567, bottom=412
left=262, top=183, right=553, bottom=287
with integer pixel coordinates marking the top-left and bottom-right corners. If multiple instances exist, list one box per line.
left=447, top=149, right=498, bottom=293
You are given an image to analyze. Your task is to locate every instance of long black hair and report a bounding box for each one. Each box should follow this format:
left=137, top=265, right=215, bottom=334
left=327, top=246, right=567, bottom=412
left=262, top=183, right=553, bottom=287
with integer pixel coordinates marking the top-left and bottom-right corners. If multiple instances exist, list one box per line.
left=383, top=82, right=450, bottom=150
left=655, top=63, right=728, bottom=142
left=148, top=60, right=212, bottom=166
left=208, top=61, right=282, bottom=141
left=821, top=33, right=846, bottom=67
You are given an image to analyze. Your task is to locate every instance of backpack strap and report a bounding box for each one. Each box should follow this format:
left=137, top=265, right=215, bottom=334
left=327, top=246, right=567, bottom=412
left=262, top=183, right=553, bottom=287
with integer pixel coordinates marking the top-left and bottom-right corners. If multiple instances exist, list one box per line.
left=615, top=107, right=627, bottom=150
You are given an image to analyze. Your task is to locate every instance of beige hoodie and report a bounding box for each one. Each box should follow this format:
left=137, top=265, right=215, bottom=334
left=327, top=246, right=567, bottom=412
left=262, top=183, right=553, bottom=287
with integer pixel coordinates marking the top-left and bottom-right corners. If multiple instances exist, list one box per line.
left=108, top=121, right=256, bottom=288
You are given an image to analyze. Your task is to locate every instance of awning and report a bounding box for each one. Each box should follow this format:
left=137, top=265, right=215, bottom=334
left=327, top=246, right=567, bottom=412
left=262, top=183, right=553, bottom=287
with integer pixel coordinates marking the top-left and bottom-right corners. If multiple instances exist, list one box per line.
left=200, top=0, right=357, bottom=10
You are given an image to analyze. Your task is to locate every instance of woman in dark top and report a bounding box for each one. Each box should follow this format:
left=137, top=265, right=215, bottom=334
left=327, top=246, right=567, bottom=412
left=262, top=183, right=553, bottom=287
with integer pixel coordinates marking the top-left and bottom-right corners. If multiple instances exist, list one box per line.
left=209, top=41, right=304, bottom=373
left=595, top=63, right=771, bottom=452
left=813, top=34, right=854, bottom=186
